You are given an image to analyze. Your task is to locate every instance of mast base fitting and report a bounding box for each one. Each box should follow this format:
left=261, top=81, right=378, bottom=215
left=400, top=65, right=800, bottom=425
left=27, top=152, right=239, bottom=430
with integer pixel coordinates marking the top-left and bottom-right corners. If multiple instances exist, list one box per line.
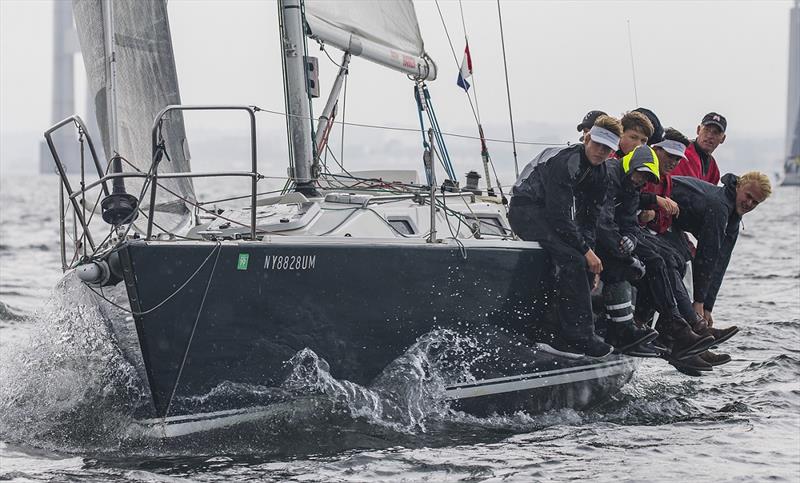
left=101, top=193, right=139, bottom=226
left=294, top=181, right=320, bottom=198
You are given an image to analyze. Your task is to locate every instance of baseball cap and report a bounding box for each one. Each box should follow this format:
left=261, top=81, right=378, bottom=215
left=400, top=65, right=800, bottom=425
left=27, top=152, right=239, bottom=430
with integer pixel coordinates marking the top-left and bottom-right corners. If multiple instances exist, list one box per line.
left=653, top=139, right=687, bottom=160
left=577, top=110, right=607, bottom=132
left=587, top=125, right=620, bottom=151
left=701, top=112, right=727, bottom=132
left=633, top=107, right=664, bottom=144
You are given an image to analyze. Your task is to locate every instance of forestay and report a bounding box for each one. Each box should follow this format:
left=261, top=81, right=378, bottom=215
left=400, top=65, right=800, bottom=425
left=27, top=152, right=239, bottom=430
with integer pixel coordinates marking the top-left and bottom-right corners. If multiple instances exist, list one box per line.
left=73, top=0, right=195, bottom=234
left=304, top=0, right=437, bottom=80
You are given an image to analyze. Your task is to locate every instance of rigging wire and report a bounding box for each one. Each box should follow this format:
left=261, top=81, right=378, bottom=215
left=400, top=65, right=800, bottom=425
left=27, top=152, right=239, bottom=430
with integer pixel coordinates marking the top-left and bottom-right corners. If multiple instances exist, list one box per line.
left=254, top=105, right=565, bottom=147
left=627, top=19, right=639, bottom=107
left=163, top=241, right=222, bottom=420
left=496, top=0, right=520, bottom=178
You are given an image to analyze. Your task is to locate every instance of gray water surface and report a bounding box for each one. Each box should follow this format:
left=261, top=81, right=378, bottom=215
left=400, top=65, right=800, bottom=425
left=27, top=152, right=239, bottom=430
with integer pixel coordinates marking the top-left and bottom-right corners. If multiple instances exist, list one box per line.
left=1, top=175, right=798, bottom=482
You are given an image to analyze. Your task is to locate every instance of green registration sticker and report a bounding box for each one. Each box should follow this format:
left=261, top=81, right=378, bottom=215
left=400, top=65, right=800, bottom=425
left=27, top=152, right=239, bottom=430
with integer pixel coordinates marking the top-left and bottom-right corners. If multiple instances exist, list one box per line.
left=237, top=253, right=250, bottom=270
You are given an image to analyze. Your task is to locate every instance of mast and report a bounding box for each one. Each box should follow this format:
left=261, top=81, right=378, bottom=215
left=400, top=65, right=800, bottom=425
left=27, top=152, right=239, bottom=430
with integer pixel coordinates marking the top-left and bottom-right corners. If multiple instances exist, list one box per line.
left=280, top=0, right=317, bottom=195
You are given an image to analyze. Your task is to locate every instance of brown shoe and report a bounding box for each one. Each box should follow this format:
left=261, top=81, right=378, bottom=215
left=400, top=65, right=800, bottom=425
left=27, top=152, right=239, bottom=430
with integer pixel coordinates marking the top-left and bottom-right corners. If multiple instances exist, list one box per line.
left=699, top=350, right=732, bottom=366
left=660, top=317, right=715, bottom=360
left=690, top=318, right=739, bottom=346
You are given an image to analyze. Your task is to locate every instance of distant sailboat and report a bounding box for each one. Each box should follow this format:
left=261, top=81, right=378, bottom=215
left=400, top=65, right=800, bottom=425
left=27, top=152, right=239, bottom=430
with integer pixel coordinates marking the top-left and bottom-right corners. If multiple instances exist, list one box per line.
left=781, top=0, right=800, bottom=186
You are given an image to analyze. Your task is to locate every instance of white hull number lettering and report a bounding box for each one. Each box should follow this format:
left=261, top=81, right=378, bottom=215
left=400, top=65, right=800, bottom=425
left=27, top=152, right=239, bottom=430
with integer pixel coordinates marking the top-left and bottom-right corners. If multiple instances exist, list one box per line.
left=264, top=255, right=316, bottom=270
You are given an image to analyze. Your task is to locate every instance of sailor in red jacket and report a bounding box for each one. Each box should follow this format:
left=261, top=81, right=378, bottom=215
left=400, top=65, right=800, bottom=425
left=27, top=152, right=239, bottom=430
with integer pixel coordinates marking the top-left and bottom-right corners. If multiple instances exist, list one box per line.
left=670, top=112, right=726, bottom=184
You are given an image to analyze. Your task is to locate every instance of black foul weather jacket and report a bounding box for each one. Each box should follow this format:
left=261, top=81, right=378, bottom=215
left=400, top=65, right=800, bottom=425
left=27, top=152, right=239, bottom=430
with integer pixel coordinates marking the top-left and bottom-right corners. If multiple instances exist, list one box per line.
left=596, top=146, right=660, bottom=260
left=511, top=144, right=607, bottom=254
left=670, top=173, right=742, bottom=311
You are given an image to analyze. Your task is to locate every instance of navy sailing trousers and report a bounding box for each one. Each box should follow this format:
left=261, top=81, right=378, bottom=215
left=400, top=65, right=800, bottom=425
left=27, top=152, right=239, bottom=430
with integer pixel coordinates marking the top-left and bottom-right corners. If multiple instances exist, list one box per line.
left=508, top=203, right=596, bottom=342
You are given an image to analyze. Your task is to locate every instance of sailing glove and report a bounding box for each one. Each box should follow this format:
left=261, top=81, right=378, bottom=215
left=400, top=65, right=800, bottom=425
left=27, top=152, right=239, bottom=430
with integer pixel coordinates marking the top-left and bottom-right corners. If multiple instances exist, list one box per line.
left=628, top=256, right=646, bottom=280
left=619, top=235, right=637, bottom=257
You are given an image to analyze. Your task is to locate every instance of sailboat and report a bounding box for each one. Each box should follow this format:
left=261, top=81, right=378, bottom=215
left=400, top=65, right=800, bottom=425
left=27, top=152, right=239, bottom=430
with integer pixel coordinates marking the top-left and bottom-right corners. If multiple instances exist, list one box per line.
left=781, top=0, right=800, bottom=186
left=45, top=0, right=637, bottom=438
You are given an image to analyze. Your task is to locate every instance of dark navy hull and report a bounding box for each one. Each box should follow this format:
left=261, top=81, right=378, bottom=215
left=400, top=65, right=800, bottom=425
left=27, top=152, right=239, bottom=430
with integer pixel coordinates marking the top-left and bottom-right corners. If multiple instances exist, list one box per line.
left=118, top=239, right=633, bottom=425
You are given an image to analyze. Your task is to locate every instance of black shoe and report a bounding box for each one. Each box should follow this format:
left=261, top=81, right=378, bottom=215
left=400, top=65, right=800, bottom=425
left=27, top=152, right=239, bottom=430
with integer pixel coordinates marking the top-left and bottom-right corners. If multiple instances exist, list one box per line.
left=550, top=334, right=614, bottom=358
left=699, top=350, right=732, bottom=366
left=666, top=354, right=713, bottom=374
left=649, top=339, right=670, bottom=355
left=672, top=364, right=703, bottom=377
left=605, top=321, right=659, bottom=352
left=622, top=340, right=662, bottom=358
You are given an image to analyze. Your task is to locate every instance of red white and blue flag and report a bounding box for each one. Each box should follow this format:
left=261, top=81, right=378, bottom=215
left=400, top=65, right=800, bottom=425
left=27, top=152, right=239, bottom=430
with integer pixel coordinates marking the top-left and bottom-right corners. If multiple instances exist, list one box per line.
left=456, top=44, right=472, bottom=91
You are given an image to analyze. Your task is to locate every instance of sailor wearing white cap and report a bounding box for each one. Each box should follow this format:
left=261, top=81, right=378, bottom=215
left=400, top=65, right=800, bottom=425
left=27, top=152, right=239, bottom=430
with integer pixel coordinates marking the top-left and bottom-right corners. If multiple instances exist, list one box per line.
left=508, top=115, right=624, bottom=358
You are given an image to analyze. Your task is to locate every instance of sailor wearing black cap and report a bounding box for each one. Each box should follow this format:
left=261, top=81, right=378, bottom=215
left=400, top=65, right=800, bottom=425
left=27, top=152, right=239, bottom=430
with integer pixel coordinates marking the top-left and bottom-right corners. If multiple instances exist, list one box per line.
left=577, top=110, right=607, bottom=142
left=509, top=116, right=622, bottom=358
left=671, top=112, right=726, bottom=184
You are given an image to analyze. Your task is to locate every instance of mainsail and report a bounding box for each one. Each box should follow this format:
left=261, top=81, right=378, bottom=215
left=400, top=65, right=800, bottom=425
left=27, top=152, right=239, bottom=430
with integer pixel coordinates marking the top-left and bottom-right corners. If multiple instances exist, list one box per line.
left=73, top=0, right=195, bottom=233
left=304, top=0, right=436, bottom=80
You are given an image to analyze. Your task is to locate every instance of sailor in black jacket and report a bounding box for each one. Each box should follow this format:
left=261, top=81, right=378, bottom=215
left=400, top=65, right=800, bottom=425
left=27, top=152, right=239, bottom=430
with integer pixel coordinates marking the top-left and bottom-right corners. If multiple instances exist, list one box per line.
left=597, top=145, right=717, bottom=360
left=509, top=122, right=620, bottom=357
left=670, top=172, right=771, bottom=325
left=595, top=146, right=664, bottom=355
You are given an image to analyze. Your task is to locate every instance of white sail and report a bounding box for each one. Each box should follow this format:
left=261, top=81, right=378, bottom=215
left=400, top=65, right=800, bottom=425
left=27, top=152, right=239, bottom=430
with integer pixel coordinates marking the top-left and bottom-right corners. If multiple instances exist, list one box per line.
left=304, top=0, right=436, bottom=80
left=787, top=1, right=800, bottom=163
left=73, top=0, right=195, bottom=233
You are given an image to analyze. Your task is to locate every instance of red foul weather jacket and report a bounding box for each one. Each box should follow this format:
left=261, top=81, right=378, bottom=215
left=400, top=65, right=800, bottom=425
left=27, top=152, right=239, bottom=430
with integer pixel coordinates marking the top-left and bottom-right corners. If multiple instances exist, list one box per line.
left=670, top=141, right=720, bottom=185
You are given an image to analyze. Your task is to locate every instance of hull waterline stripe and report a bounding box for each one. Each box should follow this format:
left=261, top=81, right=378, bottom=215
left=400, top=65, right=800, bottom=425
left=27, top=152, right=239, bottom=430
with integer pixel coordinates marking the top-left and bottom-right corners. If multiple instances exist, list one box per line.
left=444, top=361, right=636, bottom=400
left=135, top=359, right=637, bottom=437
left=445, top=359, right=631, bottom=389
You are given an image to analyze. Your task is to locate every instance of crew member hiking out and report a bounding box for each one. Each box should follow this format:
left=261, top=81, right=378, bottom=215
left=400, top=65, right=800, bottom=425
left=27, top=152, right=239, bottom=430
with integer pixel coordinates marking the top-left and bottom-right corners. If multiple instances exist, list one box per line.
left=635, top=128, right=737, bottom=373
left=509, top=115, right=622, bottom=358
left=670, top=171, right=772, bottom=330
left=596, top=144, right=688, bottom=357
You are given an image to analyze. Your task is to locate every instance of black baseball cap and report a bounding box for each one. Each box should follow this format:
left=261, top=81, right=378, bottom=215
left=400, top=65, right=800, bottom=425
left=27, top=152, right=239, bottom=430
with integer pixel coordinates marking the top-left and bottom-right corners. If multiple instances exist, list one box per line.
left=701, top=112, right=727, bottom=132
left=633, top=107, right=664, bottom=145
left=577, top=110, right=607, bottom=132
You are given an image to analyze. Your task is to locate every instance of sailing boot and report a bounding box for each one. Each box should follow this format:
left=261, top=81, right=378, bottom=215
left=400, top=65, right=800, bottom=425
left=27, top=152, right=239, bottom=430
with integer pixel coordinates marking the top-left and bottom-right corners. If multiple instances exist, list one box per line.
left=690, top=318, right=739, bottom=347
left=603, top=281, right=657, bottom=353
left=624, top=340, right=663, bottom=358
left=656, top=316, right=715, bottom=361
left=606, top=321, right=659, bottom=354
left=550, top=334, right=614, bottom=358
left=699, top=350, right=732, bottom=366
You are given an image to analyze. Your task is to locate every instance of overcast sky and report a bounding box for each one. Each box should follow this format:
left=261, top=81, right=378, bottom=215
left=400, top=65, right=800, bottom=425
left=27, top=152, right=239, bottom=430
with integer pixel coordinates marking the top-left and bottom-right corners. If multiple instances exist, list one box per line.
left=0, top=0, right=796, bottom=176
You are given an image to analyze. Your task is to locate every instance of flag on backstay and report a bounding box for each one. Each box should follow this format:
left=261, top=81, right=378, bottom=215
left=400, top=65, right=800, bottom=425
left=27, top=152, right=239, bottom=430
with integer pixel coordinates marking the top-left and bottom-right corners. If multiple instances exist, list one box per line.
left=457, top=44, right=472, bottom=91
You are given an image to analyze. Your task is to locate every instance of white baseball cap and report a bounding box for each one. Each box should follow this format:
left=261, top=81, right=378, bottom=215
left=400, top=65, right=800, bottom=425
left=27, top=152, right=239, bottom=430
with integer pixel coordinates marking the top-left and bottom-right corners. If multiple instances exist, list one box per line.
left=653, top=139, right=687, bottom=160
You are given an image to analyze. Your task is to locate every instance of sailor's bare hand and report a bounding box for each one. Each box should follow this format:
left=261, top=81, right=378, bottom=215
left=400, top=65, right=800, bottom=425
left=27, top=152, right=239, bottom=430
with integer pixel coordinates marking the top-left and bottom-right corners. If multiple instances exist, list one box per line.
left=693, top=302, right=704, bottom=320
left=592, top=273, right=600, bottom=290
left=584, top=249, right=603, bottom=274
left=656, top=196, right=680, bottom=216
left=639, top=210, right=656, bottom=224
left=703, top=310, right=714, bottom=327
